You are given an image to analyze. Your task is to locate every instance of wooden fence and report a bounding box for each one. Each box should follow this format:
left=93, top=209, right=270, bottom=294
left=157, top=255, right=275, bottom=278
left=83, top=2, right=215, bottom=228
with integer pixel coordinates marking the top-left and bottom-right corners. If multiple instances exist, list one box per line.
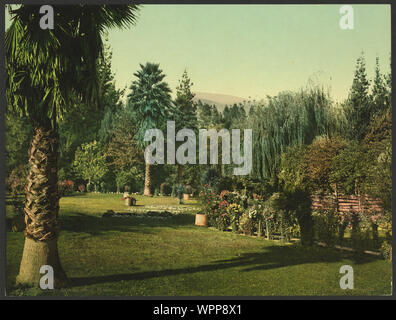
left=311, top=194, right=383, bottom=214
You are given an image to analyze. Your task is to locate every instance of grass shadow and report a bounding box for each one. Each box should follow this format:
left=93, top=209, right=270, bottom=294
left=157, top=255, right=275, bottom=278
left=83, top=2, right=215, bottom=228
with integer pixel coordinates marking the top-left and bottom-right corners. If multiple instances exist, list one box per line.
left=69, top=244, right=380, bottom=287
left=59, top=211, right=196, bottom=236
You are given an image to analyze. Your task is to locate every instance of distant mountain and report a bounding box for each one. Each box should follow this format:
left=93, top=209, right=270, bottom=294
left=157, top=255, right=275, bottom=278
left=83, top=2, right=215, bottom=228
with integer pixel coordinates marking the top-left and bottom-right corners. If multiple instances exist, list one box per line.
left=193, top=92, right=247, bottom=112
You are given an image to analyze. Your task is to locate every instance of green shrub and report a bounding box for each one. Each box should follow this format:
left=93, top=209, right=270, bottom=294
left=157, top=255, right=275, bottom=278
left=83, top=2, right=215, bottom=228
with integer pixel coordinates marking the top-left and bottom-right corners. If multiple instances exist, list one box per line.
left=227, top=203, right=244, bottom=232
left=239, top=207, right=260, bottom=236
left=215, top=176, right=233, bottom=194
left=58, top=180, right=74, bottom=196
left=86, top=182, right=93, bottom=192
left=183, top=184, right=193, bottom=194
left=380, top=241, right=392, bottom=261
left=312, top=210, right=339, bottom=247
left=160, top=182, right=172, bottom=195
left=272, top=190, right=314, bottom=246
left=201, top=168, right=219, bottom=188
left=6, top=164, right=28, bottom=195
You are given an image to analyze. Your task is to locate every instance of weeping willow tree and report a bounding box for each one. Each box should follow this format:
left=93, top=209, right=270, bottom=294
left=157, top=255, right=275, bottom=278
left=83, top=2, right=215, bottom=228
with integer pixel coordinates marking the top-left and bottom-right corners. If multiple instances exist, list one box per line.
left=249, top=85, right=344, bottom=184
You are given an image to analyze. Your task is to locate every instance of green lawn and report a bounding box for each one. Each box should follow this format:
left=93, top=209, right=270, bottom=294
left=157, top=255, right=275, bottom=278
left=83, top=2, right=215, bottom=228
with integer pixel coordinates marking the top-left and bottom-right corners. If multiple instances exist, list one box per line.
left=6, top=193, right=392, bottom=296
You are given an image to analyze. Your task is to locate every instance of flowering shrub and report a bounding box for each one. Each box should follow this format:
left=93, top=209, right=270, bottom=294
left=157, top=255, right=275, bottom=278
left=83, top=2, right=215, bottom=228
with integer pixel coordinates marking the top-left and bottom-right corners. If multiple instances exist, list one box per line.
left=239, top=208, right=260, bottom=235
left=215, top=199, right=230, bottom=231
left=227, top=203, right=244, bottom=231
left=200, top=188, right=248, bottom=231
left=200, top=186, right=220, bottom=214
left=58, top=180, right=74, bottom=196
left=160, top=182, right=172, bottom=195
left=200, top=186, right=220, bottom=227
left=221, top=190, right=248, bottom=208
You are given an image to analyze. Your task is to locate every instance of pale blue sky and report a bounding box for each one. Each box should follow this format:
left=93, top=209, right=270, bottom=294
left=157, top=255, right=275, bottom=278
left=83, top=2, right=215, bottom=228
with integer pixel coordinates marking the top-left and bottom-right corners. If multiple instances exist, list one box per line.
left=106, top=4, right=390, bottom=102
left=6, top=4, right=391, bottom=102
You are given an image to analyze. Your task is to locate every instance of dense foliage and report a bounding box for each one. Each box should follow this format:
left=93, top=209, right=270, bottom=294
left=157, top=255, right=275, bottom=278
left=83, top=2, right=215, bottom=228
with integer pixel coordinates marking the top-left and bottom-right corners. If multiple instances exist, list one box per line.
left=6, top=35, right=391, bottom=258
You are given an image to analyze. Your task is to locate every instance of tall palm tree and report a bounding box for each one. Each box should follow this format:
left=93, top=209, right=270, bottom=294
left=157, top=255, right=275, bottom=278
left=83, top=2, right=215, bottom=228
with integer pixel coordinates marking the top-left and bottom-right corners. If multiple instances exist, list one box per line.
left=127, top=63, right=173, bottom=196
left=6, top=4, right=139, bottom=288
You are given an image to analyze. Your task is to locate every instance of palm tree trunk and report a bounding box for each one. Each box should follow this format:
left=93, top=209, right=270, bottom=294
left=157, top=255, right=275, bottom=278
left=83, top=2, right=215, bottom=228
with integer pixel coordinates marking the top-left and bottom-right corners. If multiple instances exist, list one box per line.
left=143, top=163, right=152, bottom=196
left=16, top=125, right=67, bottom=288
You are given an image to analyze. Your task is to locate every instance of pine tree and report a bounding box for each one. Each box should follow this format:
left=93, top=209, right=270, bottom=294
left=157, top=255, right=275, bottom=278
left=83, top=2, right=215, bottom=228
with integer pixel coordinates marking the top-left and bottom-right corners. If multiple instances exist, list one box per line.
left=343, top=54, right=372, bottom=141
left=371, top=57, right=388, bottom=118
left=173, top=70, right=197, bottom=182
left=174, top=70, right=197, bottom=130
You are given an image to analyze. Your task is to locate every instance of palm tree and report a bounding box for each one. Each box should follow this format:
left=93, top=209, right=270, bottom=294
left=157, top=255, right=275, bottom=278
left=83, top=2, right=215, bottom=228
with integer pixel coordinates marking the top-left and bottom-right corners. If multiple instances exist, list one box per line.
left=6, top=4, right=139, bottom=288
left=127, top=63, right=173, bottom=196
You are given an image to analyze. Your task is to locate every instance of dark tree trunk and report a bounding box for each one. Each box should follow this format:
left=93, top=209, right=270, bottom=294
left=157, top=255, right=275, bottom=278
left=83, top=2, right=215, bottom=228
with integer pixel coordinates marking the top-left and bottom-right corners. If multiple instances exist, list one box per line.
left=177, top=164, right=183, bottom=184
left=17, top=124, right=67, bottom=288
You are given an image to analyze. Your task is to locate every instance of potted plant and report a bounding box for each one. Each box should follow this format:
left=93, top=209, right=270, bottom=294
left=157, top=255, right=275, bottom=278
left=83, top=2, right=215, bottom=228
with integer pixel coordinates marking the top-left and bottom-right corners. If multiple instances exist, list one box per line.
left=183, top=184, right=192, bottom=201
left=122, top=186, right=136, bottom=206
left=195, top=211, right=208, bottom=227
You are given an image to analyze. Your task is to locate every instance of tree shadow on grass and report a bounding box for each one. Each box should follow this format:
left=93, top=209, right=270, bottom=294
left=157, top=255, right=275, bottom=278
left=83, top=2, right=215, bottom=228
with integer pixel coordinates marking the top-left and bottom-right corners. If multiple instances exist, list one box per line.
left=69, top=244, right=380, bottom=288
left=59, top=212, right=196, bottom=236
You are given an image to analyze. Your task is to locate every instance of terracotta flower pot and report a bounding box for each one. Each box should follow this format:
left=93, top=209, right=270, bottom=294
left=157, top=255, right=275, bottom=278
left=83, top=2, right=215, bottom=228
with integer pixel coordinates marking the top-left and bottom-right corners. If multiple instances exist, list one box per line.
left=183, top=193, right=190, bottom=201
left=195, top=213, right=208, bottom=227
left=125, top=197, right=132, bottom=206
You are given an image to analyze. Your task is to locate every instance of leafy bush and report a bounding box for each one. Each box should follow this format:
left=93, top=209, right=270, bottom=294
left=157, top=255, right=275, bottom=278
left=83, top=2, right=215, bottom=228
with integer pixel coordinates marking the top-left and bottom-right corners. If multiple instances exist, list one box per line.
left=73, top=141, right=108, bottom=188
left=347, top=212, right=381, bottom=252
left=380, top=241, right=392, bottom=261
left=312, top=210, right=339, bottom=247
left=86, top=182, right=93, bottom=192
left=115, top=170, right=134, bottom=193
left=220, top=190, right=248, bottom=208
left=227, top=203, right=244, bottom=232
left=239, top=207, right=260, bottom=236
left=200, top=186, right=220, bottom=215
left=215, top=176, right=233, bottom=194
left=271, top=190, right=313, bottom=245
left=242, top=178, right=273, bottom=200
left=6, top=164, right=28, bottom=196
left=58, top=180, right=74, bottom=197
left=329, top=142, right=370, bottom=195
left=201, top=168, right=219, bottom=188
left=183, top=184, right=193, bottom=194
left=160, top=182, right=172, bottom=196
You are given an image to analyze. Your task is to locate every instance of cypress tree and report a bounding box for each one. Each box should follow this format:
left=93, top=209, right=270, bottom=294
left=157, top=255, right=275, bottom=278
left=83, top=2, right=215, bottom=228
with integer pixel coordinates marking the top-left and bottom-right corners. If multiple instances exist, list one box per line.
left=173, top=70, right=198, bottom=183
left=343, top=54, right=372, bottom=141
